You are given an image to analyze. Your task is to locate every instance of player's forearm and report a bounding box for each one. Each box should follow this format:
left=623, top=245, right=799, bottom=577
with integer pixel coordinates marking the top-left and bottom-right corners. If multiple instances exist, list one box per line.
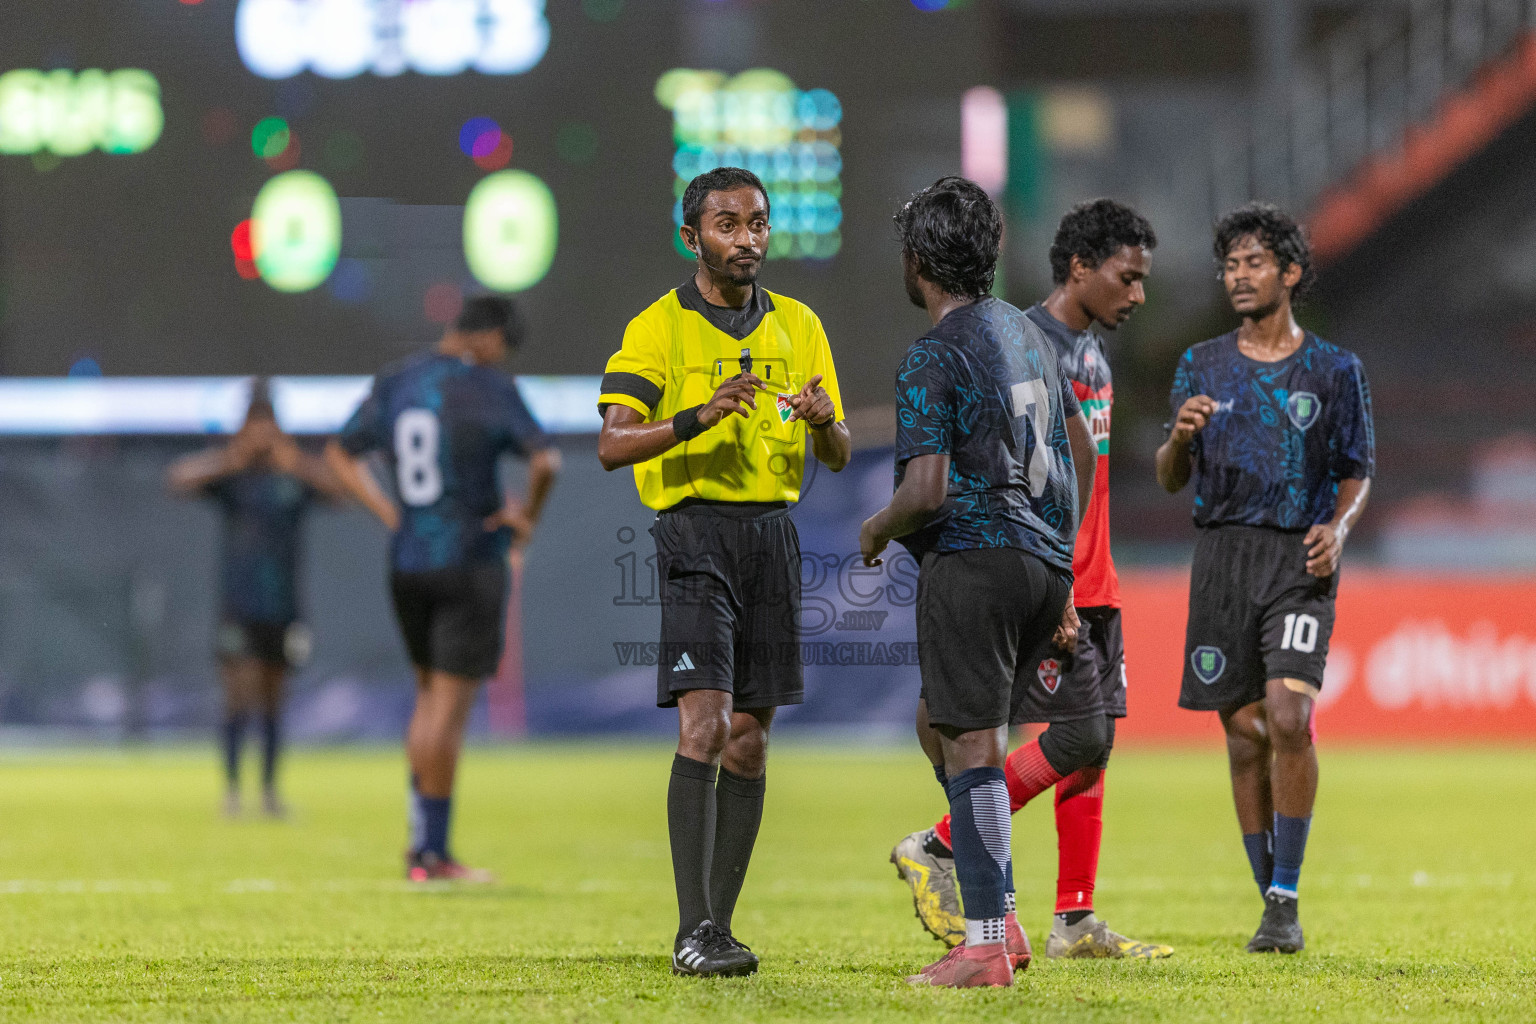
left=597, top=419, right=683, bottom=471
left=167, top=448, right=239, bottom=494
left=1156, top=437, right=1193, bottom=493
left=869, top=454, right=949, bottom=543
left=524, top=448, right=561, bottom=522
left=323, top=441, right=398, bottom=528
left=809, top=422, right=851, bottom=472
left=292, top=451, right=349, bottom=502
left=1066, top=412, right=1095, bottom=528
left=1329, top=477, right=1371, bottom=540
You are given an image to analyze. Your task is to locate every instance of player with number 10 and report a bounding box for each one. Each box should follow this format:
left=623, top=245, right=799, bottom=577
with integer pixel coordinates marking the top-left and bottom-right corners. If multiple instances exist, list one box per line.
left=326, top=297, right=560, bottom=881
left=1156, top=204, right=1374, bottom=954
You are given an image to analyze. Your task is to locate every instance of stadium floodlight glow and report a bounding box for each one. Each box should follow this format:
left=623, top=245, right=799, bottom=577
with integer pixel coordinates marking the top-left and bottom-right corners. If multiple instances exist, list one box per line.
left=0, top=69, right=163, bottom=156
left=463, top=170, right=558, bottom=292
left=251, top=171, right=342, bottom=293
left=234, top=0, right=549, bottom=79
left=658, top=69, right=843, bottom=261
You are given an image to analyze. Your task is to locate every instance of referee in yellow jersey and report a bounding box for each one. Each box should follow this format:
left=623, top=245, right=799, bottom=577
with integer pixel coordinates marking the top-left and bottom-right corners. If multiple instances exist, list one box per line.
left=598, top=167, right=851, bottom=977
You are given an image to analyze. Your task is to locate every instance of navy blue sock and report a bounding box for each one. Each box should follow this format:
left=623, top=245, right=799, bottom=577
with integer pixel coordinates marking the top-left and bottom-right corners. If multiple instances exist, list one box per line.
left=1270, top=813, right=1311, bottom=898
left=1242, top=831, right=1273, bottom=895
left=259, top=715, right=280, bottom=791
left=932, top=763, right=949, bottom=796
left=946, top=766, right=1011, bottom=923
left=221, top=714, right=245, bottom=790
left=419, top=795, right=452, bottom=860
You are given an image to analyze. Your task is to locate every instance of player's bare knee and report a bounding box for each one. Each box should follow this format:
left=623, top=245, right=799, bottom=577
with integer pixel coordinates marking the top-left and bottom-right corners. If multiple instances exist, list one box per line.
left=679, top=712, right=731, bottom=762
left=1267, top=708, right=1313, bottom=751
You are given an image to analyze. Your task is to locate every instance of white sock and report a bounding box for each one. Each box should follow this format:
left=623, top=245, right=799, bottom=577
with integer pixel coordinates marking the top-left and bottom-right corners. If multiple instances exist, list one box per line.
left=966, top=917, right=1007, bottom=946
left=1004, top=891, right=1016, bottom=914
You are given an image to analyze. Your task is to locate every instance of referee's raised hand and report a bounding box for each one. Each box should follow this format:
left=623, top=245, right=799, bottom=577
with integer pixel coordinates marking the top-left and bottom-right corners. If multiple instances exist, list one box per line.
left=697, top=372, right=765, bottom=427
left=785, top=373, right=834, bottom=426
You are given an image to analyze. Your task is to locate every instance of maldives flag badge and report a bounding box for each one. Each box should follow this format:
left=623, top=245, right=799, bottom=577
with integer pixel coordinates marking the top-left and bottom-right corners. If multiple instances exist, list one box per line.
left=776, top=393, right=795, bottom=423
left=1037, top=658, right=1061, bottom=694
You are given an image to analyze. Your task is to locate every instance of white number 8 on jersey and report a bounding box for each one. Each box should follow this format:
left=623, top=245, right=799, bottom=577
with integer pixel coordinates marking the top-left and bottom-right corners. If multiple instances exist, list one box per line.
left=394, top=408, right=443, bottom=506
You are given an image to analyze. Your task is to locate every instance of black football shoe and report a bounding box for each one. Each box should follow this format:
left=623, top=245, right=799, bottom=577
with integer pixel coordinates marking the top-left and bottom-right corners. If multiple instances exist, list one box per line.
left=672, top=920, right=760, bottom=977
left=1246, top=892, right=1304, bottom=953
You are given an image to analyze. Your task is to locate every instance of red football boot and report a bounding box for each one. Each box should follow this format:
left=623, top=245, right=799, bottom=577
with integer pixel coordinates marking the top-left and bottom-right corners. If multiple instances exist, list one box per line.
left=1005, top=911, right=1032, bottom=972
left=405, top=850, right=495, bottom=883
left=907, top=941, right=1013, bottom=988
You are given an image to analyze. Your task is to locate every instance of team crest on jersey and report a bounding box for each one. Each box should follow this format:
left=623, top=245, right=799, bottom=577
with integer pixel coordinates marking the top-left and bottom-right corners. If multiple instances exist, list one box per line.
left=1286, top=391, right=1322, bottom=430
left=1037, top=658, right=1061, bottom=694
left=775, top=393, right=794, bottom=423
left=1191, top=646, right=1226, bottom=685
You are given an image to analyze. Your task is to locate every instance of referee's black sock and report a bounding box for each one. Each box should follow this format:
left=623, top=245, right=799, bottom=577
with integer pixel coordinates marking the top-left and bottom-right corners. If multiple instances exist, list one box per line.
left=221, top=712, right=246, bottom=791
left=668, top=753, right=718, bottom=944
left=709, top=767, right=765, bottom=933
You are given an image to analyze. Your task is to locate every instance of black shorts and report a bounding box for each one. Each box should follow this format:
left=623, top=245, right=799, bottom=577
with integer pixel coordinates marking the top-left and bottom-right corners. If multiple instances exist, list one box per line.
left=389, top=562, right=509, bottom=680
left=1180, top=525, right=1338, bottom=711
left=1010, top=606, right=1125, bottom=725
left=917, top=547, right=1072, bottom=732
left=652, top=502, right=803, bottom=710
left=216, top=620, right=308, bottom=668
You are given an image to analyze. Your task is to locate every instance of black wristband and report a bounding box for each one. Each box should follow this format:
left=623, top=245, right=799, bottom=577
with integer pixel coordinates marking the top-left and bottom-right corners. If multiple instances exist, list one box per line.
left=672, top=404, right=708, bottom=441
left=809, top=414, right=835, bottom=431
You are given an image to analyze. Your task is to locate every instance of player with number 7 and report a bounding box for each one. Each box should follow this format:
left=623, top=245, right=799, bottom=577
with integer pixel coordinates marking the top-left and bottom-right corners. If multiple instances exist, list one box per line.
left=325, top=296, right=560, bottom=882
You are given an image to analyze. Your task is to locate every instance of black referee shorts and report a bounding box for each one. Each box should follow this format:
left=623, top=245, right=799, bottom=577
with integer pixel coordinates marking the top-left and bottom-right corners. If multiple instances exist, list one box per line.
left=1180, top=524, right=1338, bottom=711
left=651, top=502, right=803, bottom=710
left=917, top=547, right=1072, bottom=732
left=389, top=562, right=509, bottom=681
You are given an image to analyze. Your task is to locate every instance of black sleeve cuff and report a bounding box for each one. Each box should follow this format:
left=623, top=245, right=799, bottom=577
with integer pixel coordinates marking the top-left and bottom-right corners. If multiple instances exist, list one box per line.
left=600, top=371, right=662, bottom=411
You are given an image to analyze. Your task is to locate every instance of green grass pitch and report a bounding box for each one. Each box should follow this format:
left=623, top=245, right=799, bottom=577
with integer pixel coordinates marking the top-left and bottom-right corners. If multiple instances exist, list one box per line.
left=0, top=743, right=1530, bottom=1022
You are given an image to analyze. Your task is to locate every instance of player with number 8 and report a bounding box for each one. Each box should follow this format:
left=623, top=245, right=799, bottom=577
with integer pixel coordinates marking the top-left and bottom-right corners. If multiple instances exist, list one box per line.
left=1156, top=204, right=1374, bottom=954
left=326, top=297, right=560, bottom=881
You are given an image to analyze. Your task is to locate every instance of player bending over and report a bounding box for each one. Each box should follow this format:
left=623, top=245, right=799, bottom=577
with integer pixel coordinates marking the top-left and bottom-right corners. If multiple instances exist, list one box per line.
left=861, top=177, right=1097, bottom=988
left=169, top=380, right=345, bottom=818
left=1156, top=204, right=1374, bottom=953
left=891, top=199, right=1172, bottom=960
left=597, top=167, right=850, bottom=977
left=325, top=297, right=560, bottom=881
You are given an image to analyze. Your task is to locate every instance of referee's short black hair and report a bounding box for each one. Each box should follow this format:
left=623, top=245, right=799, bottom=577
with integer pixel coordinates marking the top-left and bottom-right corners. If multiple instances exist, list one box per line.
left=1049, top=199, right=1157, bottom=285
left=682, top=167, right=770, bottom=231
left=893, top=175, right=1002, bottom=299
left=456, top=295, right=525, bottom=350
left=1214, top=202, right=1316, bottom=300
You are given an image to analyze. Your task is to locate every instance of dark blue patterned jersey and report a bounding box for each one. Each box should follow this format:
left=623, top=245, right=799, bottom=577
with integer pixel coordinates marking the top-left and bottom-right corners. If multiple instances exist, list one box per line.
left=892, top=296, right=1083, bottom=572
left=338, top=351, right=550, bottom=573
left=205, top=471, right=314, bottom=626
left=1167, top=331, right=1375, bottom=529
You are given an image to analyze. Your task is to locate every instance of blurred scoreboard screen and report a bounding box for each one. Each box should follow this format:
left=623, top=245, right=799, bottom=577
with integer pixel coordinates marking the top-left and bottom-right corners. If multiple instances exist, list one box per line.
left=0, top=1, right=866, bottom=386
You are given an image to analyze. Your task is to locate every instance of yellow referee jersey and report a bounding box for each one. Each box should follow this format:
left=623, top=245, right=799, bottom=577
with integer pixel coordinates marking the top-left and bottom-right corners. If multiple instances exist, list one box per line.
left=599, top=278, right=844, bottom=510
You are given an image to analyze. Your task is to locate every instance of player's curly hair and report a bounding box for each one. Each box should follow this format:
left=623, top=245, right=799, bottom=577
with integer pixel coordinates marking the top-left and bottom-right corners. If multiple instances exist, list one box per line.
left=893, top=176, right=1001, bottom=299
left=682, top=167, right=770, bottom=231
left=1048, top=198, right=1157, bottom=285
left=1213, top=202, right=1316, bottom=300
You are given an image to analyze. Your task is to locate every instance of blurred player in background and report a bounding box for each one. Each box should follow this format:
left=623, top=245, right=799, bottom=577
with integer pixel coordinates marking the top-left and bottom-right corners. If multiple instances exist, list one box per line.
left=325, top=297, right=560, bottom=882
left=169, top=380, right=344, bottom=817
left=1157, top=204, right=1374, bottom=953
left=861, top=177, right=1097, bottom=988
left=891, top=199, right=1173, bottom=960
left=597, top=167, right=849, bottom=977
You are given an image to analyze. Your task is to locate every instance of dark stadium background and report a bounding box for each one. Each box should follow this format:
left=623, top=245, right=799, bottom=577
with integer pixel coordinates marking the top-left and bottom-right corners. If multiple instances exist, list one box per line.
left=2, top=0, right=1535, bottom=739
